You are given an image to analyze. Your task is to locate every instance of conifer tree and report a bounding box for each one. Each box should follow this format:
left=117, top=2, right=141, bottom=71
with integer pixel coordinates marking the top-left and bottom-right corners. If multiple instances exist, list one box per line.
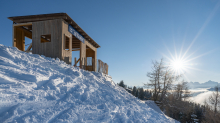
left=132, top=86, right=137, bottom=96
left=118, top=80, right=126, bottom=88
left=135, top=88, right=139, bottom=97
left=139, top=88, right=145, bottom=100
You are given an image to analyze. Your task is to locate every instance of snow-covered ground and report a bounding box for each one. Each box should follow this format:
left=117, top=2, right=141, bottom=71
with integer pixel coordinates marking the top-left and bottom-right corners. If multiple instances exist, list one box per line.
left=0, top=44, right=178, bottom=123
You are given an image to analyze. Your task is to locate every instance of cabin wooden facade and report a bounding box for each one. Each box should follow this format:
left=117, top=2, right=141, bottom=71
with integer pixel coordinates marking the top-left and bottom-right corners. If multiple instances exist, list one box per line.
left=8, top=13, right=108, bottom=73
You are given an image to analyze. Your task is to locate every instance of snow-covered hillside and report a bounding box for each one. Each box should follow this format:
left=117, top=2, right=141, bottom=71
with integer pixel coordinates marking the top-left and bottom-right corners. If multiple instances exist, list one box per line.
left=0, top=44, right=177, bottom=123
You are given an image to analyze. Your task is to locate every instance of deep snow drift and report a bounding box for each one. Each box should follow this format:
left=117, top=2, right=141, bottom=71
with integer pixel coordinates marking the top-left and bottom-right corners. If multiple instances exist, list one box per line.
left=0, top=44, right=177, bottom=123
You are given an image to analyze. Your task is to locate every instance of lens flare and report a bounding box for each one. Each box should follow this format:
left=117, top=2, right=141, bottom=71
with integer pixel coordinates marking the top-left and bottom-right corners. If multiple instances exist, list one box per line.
left=169, top=58, right=187, bottom=75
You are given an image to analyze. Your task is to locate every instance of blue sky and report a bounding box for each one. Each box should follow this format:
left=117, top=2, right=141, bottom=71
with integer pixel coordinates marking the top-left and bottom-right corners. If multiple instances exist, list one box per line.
left=1, top=0, right=220, bottom=86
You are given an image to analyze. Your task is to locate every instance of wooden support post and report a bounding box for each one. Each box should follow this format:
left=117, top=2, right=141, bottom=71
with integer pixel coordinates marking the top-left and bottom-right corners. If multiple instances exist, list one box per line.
left=98, top=60, right=100, bottom=73
left=80, top=58, right=82, bottom=69
left=14, top=27, right=24, bottom=51
left=94, top=49, right=97, bottom=72
left=92, top=58, right=94, bottom=71
left=83, top=57, right=85, bottom=69
left=13, top=26, right=16, bottom=47
left=13, top=22, right=32, bottom=49
left=106, top=64, right=108, bottom=75
left=80, top=41, right=86, bottom=69
left=25, top=43, right=32, bottom=52
left=22, top=31, right=25, bottom=51
left=85, top=57, right=87, bottom=67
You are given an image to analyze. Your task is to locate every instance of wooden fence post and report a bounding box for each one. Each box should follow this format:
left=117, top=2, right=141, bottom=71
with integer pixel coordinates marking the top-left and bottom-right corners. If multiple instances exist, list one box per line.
left=98, top=60, right=100, bottom=72
left=97, top=59, right=108, bottom=75
left=106, top=64, right=108, bottom=75
left=92, top=58, right=94, bottom=71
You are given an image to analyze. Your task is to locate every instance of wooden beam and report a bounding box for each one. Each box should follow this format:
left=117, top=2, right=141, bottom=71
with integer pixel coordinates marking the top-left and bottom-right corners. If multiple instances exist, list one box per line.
left=25, top=43, right=32, bottom=52
left=72, top=40, right=80, bottom=42
left=72, top=43, right=80, bottom=45
left=74, top=58, right=80, bottom=66
left=26, top=25, right=32, bottom=30
left=85, top=40, right=96, bottom=51
left=13, top=22, right=32, bottom=27
left=11, top=16, right=66, bottom=23
left=17, top=27, right=32, bottom=39
left=17, top=27, right=48, bottom=42
left=72, top=47, right=80, bottom=48
left=72, top=49, right=80, bottom=51
left=72, top=43, right=80, bottom=46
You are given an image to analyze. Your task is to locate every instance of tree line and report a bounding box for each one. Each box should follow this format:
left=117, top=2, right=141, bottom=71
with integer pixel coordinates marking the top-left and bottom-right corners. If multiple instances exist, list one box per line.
left=118, top=81, right=152, bottom=100
left=117, top=58, right=220, bottom=123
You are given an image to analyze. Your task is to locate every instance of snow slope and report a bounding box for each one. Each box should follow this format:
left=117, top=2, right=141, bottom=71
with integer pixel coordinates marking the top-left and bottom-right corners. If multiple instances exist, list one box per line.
left=0, top=44, right=177, bottom=123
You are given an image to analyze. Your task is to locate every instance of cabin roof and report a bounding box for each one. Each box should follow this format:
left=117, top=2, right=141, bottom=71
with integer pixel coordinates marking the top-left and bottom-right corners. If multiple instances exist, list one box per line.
left=8, top=13, right=100, bottom=48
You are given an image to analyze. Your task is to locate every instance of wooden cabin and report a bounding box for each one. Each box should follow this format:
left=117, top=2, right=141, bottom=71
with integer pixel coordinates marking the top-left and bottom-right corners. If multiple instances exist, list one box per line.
left=8, top=13, right=108, bottom=74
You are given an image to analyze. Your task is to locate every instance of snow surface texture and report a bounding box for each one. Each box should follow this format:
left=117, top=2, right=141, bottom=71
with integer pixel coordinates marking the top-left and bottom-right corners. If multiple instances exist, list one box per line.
left=0, top=44, right=178, bottom=123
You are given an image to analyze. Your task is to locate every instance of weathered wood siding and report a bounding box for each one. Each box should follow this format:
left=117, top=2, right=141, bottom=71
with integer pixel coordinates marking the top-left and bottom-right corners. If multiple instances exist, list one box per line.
left=32, top=19, right=63, bottom=59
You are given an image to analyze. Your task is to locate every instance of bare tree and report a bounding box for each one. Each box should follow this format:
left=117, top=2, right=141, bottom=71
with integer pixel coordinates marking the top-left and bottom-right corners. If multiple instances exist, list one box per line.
left=145, top=58, right=182, bottom=102
left=146, top=58, right=164, bottom=101
left=173, top=81, right=191, bottom=101
left=203, top=99, right=220, bottom=123
left=159, top=68, right=181, bottom=102
left=208, top=84, right=220, bottom=115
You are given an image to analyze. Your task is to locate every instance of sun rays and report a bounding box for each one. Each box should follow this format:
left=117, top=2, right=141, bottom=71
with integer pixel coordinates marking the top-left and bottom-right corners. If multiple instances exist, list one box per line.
left=161, top=40, right=215, bottom=81
left=159, top=1, right=220, bottom=79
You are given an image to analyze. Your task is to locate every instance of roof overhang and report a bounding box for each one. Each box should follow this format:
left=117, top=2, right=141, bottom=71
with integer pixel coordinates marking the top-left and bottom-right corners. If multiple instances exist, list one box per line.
left=8, top=13, right=100, bottom=48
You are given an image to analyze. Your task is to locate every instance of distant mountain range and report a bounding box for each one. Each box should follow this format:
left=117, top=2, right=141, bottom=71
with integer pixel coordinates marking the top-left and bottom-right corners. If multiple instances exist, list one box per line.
left=187, top=80, right=220, bottom=89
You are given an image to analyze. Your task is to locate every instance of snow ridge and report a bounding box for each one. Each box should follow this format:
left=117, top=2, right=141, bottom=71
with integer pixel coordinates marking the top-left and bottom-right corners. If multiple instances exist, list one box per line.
left=0, top=44, right=177, bottom=123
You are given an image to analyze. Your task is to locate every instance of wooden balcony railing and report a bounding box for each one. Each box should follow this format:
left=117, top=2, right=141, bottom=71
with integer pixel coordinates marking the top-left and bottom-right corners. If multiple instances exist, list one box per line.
left=97, top=59, right=108, bottom=75
left=73, top=58, right=108, bottom=75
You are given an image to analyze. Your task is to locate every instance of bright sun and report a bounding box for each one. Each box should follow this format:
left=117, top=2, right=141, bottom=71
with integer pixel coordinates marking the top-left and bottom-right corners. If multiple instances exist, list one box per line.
left=170, top=58, right=187, bottom=75
left=171, top=59, right=184, bottom=70
left=162, top=39, right=206, bottom=76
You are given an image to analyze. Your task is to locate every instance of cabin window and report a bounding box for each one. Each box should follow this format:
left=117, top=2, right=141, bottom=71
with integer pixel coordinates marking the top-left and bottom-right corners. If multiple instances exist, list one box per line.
left=65, top=35, right=70, bottom=50
left=87, top=57, right=92, bottom=66
left=41, top=34, right=51, bottom=43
